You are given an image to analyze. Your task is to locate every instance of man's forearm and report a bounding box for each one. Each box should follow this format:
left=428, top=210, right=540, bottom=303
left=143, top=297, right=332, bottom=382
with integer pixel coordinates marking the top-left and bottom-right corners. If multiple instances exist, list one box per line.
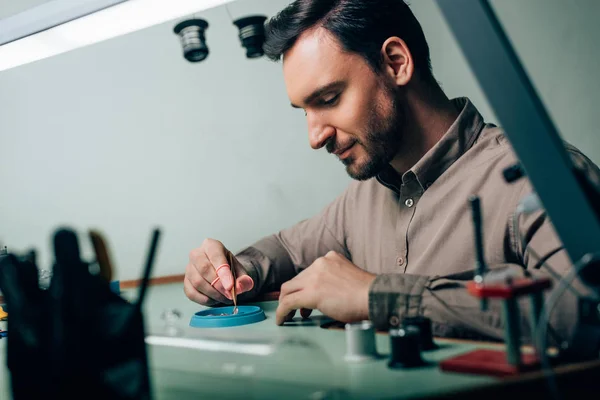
left=368, top=264, right=581, bottom=344
left=235, top=234, right=298, bottom=299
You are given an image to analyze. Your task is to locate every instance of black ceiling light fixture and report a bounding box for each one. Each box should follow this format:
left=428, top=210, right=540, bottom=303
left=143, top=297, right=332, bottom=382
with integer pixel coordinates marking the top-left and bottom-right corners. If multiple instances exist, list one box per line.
left=232, top=15, right=267, bottom=59
left=173, top=18, right=209, bottom=62
left=172, top=12, right=268, bottom=63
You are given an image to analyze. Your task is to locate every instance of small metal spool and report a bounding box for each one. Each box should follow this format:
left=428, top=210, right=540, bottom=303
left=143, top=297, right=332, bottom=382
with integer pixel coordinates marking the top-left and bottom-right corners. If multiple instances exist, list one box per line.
left=344, top=320, right=378, bottom=362
left=388, top=326, right=425, bottom=369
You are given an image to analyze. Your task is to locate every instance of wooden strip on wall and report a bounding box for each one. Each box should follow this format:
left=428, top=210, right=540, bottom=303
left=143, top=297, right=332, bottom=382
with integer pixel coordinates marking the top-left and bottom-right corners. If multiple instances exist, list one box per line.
left=119, top=274, right=184, bottom=289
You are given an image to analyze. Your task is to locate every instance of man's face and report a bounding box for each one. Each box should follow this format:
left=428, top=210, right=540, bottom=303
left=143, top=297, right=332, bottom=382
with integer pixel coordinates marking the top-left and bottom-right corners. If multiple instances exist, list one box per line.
left=283, top=28, right=405, bottom=180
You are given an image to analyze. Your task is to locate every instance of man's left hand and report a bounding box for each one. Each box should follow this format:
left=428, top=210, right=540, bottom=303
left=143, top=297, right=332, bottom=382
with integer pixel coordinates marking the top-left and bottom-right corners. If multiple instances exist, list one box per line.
left=276, top=251, right=377, bottom=325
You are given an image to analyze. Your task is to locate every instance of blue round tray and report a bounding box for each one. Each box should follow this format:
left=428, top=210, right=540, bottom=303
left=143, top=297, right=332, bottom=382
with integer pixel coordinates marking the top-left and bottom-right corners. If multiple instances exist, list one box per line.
left=190, top=305, right=266, bottom=328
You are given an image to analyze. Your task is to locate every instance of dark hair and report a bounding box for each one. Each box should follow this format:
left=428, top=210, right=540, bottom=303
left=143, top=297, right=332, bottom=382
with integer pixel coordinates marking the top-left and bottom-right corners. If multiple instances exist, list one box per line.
left=263, top=0, right=434, bottom=83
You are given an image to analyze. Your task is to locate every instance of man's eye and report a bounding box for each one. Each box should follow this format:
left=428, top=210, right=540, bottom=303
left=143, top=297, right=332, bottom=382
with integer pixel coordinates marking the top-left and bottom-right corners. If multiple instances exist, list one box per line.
left=320, top=94, right=339, bottom=106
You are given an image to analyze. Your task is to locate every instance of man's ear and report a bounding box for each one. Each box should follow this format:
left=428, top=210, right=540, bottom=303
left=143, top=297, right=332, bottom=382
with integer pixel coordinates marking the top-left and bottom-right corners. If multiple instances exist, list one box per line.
left=381, top=36, right=414, bottom=86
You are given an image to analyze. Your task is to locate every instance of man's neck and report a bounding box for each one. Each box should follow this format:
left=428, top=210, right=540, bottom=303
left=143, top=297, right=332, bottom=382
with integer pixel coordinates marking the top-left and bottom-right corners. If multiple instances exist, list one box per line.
left=389, top=85, right=459, bottom=176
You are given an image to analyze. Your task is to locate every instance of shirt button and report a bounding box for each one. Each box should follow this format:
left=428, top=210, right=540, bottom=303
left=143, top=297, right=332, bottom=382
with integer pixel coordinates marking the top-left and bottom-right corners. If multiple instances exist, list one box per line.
left=396, top=257, right=404, bottom=266
left=389, top=315, right=400, bottom=327
left=405, top=198, right=414, bottom=208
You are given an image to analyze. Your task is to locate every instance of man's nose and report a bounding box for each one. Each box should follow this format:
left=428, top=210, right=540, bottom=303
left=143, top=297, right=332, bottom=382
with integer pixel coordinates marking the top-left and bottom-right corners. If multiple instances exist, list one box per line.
left=307, top=113, right=335, bottom=150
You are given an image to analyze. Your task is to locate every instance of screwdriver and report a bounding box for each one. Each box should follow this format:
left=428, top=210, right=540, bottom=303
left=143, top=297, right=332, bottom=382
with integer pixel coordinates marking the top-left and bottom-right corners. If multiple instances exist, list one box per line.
left=228, top=252, right=238, bottom=315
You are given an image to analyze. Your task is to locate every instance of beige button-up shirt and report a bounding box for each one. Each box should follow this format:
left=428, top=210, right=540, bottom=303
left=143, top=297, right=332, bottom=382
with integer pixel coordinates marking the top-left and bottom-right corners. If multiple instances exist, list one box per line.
left=237, top=98, right=600, bottom=342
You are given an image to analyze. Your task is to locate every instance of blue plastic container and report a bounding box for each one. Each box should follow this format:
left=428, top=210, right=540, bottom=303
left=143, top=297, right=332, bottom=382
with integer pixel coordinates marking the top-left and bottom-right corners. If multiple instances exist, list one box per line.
left=190, top=305, right=266, bottom=328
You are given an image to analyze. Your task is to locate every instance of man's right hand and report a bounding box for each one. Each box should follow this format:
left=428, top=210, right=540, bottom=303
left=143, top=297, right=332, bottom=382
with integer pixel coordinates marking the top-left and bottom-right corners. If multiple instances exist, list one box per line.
left=184, top=239, right=255, bottom=306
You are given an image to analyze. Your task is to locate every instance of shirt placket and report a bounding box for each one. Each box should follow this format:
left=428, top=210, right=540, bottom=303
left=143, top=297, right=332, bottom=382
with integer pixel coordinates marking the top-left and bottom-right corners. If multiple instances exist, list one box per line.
left=396, top=172, right=423, bottom=273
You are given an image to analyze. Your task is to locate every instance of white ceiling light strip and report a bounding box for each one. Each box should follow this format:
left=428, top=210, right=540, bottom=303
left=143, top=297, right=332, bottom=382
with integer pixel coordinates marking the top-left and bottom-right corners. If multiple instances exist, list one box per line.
left=0, top=0, right=234, bottom=72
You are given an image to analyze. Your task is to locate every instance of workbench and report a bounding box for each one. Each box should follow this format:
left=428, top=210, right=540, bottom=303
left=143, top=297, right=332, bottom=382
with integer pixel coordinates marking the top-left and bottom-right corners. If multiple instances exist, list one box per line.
left=1, top=282, right=599, bottom=399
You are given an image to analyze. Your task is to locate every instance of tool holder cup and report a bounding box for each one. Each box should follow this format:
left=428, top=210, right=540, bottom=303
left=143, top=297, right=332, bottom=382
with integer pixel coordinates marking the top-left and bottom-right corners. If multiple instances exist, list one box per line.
left=0, top=227, right=159, bottom=400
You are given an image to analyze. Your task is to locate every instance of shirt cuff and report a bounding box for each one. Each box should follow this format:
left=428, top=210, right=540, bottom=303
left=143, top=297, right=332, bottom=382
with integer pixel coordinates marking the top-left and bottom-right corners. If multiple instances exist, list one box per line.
left=234, top=246, right=266, bottom=300
left=368, top=274, right=430, bottom=330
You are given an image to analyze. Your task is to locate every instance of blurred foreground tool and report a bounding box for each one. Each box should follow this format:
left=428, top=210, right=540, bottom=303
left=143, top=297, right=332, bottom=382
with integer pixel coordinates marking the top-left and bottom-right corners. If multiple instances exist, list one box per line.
left=0, top=227, right=161, bottom=400
left=89, top=230, right=114, bottom=282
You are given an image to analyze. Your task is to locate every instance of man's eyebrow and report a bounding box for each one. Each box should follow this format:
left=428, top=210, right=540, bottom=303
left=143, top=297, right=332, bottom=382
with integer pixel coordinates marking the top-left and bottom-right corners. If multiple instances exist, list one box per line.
left=290, top=81, right=345, bottom=108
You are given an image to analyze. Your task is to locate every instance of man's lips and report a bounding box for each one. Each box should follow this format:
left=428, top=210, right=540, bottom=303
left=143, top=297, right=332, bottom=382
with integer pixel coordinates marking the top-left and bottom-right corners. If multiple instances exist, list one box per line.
left=333, top=143, right=355, bottom=156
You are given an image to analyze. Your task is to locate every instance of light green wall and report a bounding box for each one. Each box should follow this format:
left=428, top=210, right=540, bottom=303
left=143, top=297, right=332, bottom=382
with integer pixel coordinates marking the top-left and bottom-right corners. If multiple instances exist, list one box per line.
left=0, top=0, right=597, bottom=280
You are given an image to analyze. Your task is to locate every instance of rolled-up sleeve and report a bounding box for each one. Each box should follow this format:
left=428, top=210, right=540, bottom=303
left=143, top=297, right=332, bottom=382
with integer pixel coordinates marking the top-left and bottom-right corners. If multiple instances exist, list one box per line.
left=368, top=270, right=514, bottom=341
left=368, top=266, right=572, bottom=342
left=235, top=186, right=352, bottom=298
left=369, top=274, right=430, bottom=329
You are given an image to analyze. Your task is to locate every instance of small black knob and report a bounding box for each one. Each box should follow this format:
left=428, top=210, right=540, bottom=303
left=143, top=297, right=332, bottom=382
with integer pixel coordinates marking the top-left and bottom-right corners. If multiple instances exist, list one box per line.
left=503, top=163, right=524, bottom=183
left=388, top=326, right=425, bottom=369
left=402, top=316, right=437, bottom=351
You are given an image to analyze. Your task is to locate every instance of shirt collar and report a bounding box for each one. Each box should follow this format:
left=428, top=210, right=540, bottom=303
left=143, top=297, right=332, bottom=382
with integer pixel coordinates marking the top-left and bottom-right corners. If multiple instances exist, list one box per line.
left=376, top=97, right=485, bottom=192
